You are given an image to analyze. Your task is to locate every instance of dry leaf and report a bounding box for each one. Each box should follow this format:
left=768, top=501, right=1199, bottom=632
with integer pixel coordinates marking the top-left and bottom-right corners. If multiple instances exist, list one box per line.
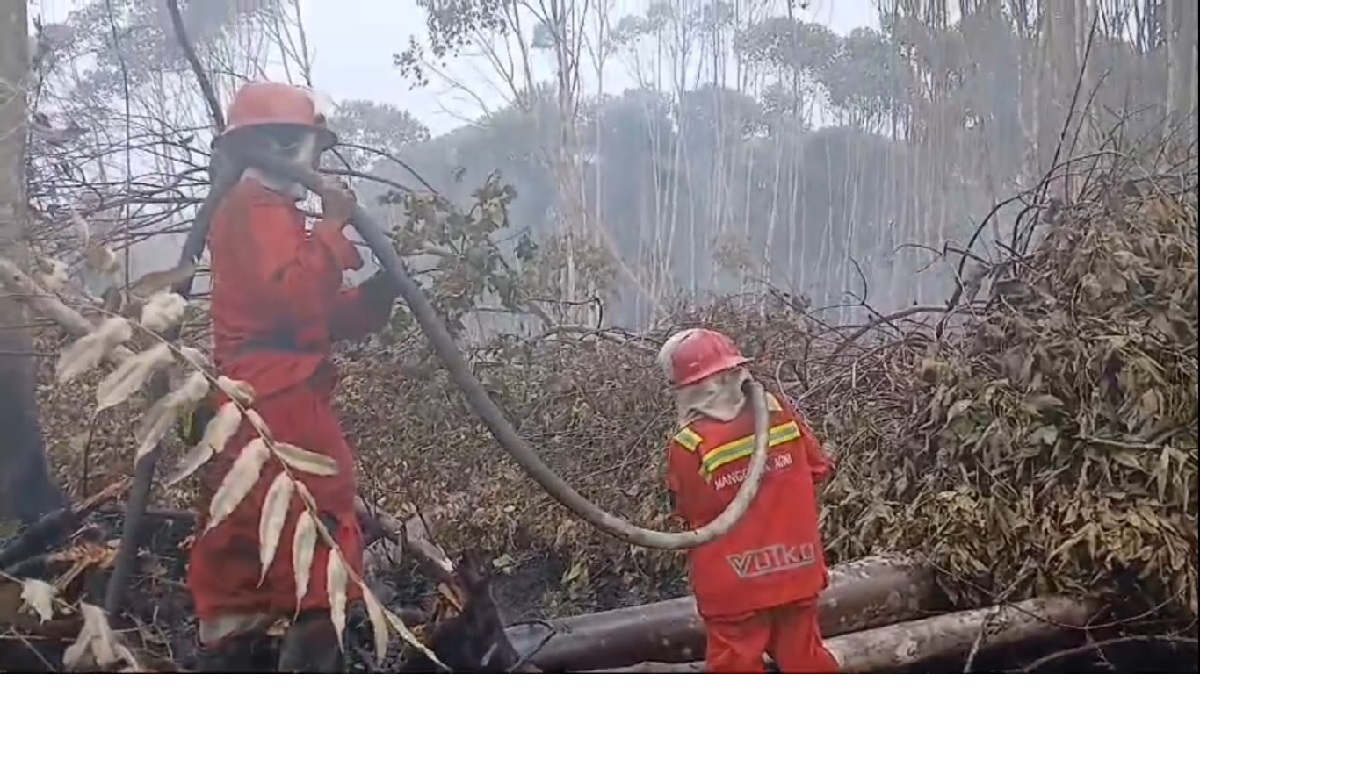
left=244, top=408, right=272, bottom=440
left=326, top=549, right=348, bottom=645
left=165, top=390, right=240, bottom=481
left=177, top=371, right=211, bottom=403
left=139, top=290, right=188, bottom=333
left=133, top=402, right=179, bottom=463
left=63, top=603, right=134, bottom=671
left=56, top=317, right=132, bottom=383
left=165, top=443, right=213, bottom=486
left=178, top=346, right=211, bottom=370
left=291, top=511, right=319, bottom=610
left=294, top=480, right=319, bottom=511
left=361, top=584, right=390, bottom=661
left=382, top=605, right=445, bottom=669
left=258, top=472, right=294, bottom=583
left=134, top=373, right=208, bottom=461
left=206, top=438, right=270, bottom=531
left=86, top=243, right=120, bottom=275
left=20, top=579, right=57, bottom=622
left=96, top=343, right=174, bottom=412
left=38, top=259, right=70, bottom=290
left=202, top=402, right=243, bottom=452
left=275, top=442, right=339, bottom=477
left=217, top=376, right=256, bottom=405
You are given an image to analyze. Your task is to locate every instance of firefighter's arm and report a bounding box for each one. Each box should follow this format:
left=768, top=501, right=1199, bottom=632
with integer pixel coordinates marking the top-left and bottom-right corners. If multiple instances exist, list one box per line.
left=327, top=273, right=399, bottom=341
left=231, top=192, right=363, bottom=323
left=665, top=439, right=703, bottom=523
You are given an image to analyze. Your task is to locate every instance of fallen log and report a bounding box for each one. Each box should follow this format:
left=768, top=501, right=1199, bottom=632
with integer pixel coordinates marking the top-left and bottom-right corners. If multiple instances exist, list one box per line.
left=505, top=555, right=937, bottom=672
left=586, top=596, right=1095, bottom=673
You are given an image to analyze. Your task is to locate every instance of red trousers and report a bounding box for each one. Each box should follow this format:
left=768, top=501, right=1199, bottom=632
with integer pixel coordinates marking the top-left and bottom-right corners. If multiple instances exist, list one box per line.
left=703, top=598, right=841, bottom=673
left=188, top=379, right=363, bottom=631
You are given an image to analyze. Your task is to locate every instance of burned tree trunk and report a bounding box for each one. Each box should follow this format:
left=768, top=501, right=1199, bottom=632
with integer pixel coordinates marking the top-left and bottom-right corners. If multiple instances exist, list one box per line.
left=588, top=597, right=1096, bottom=673
left=505, top=556, right=938, bottom=672
left=0, top=327, right=68, bottom=525
left=0, top=0, right=68, bottom=529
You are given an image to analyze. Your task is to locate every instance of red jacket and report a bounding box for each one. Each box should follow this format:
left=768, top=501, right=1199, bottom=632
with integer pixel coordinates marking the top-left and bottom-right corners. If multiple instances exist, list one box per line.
left=207, top=178, right=390, bottom=399
left=666, top=392, right=833, bottom=619
left=188, top=178, right=395, bottom=622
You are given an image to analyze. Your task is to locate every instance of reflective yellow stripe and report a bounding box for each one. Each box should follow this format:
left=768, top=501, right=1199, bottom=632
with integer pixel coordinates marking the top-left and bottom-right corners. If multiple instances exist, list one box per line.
left=700, top=420, right=801, bottom=477
left=673, top=427, right=703, bottom=452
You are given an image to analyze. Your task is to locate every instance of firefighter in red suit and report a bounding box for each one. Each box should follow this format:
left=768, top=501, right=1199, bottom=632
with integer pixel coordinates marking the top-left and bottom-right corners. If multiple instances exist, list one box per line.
left=187, top=82, right=399, bottom=672
left=660, top=328, right=841, bottom=673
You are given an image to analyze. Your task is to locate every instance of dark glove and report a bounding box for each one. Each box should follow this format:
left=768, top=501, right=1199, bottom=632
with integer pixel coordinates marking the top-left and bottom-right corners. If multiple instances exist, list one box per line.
left=357, top=271, right=400, bottom=310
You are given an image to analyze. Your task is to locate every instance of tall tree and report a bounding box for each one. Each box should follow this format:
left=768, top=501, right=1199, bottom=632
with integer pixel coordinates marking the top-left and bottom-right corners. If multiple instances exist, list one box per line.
left=383, top=1, right=1197, bottom=330
left=329, top=99, right=432, bottom=171
left=1, top=0, right=67, bottom=526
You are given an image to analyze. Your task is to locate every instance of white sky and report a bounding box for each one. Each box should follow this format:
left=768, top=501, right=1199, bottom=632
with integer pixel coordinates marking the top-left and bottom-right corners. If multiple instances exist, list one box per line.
left=299, top=0, right=882, bottom=133
left=34, top=0, right=884, bottom=135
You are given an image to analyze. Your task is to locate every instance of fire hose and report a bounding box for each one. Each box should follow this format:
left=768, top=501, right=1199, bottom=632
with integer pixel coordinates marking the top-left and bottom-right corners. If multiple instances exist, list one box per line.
left=104, top=146, right=771, bottom=613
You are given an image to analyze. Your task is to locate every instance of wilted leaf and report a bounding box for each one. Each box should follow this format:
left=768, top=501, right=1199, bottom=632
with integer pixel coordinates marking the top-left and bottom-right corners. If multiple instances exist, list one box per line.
left=135, top=373, right=209, bottom=461
left=178, top=345, right=211, bottom=370
left=258, top=472, right=294, bottom=583
left=206, top=438, right=270, bottom=531
left=139, top=290, right=188, bottom=333
left=86, top=243, right=120, bottom=275
left=96, top=343, right=175, bottom=412
left=274, top=443, right=339, bottom=477
left=1026, top=394, right=1065, bottom=412
left=562, top=559, right=588, bottom=586
left=56, top=317, right=132, bottom=383
left=1031, top=426, right=1060, bottom=446
left=63, top=603, right=135, bottom=671
left=1113, top=451, right=1145, bottom=471
left=292, top=510, right=318, bottom=609
left=175, top=371, right=211, bottom=404
left=202, top=402, right=243, bottom=452
left=20, top=579, right=56, bottom=622
left=361, top=584, right=390, bottom=661
left=37, top=259, right=70, bottom=290
left=133, top=402, right=179, bottom=463
left=326, top=549, right=348, bottom=645
left=217, top=376, right=256, bottom=405
left=947, top=399, right=973, bottom=421
left=166, top=443, right=213, bottom=485
left=244, top=409, right=272, bottom=440
left=381, top=605, right=445, bottom=669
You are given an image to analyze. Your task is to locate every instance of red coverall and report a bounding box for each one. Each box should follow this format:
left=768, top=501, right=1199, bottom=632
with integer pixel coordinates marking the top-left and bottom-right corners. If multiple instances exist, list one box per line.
left=187, top=178, right=396, bottom=639
left=666, top=392, right=841, bottom=673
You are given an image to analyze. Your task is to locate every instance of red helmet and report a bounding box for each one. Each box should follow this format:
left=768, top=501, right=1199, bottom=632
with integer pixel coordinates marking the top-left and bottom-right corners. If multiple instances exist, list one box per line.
left=217, top=81, right=336, bottom=148
left=660, top=328, right=750, bottom=387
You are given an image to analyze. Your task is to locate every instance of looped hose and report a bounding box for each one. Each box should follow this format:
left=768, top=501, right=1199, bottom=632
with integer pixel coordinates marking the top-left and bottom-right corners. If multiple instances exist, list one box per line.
left=165, top=147, right=768, bottom=551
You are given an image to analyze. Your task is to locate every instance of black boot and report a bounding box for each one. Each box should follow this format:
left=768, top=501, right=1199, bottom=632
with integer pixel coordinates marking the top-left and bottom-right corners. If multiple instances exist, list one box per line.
left=278, top=612, right=344, bottom=673
left=196, top=632, right=273, bottom=673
